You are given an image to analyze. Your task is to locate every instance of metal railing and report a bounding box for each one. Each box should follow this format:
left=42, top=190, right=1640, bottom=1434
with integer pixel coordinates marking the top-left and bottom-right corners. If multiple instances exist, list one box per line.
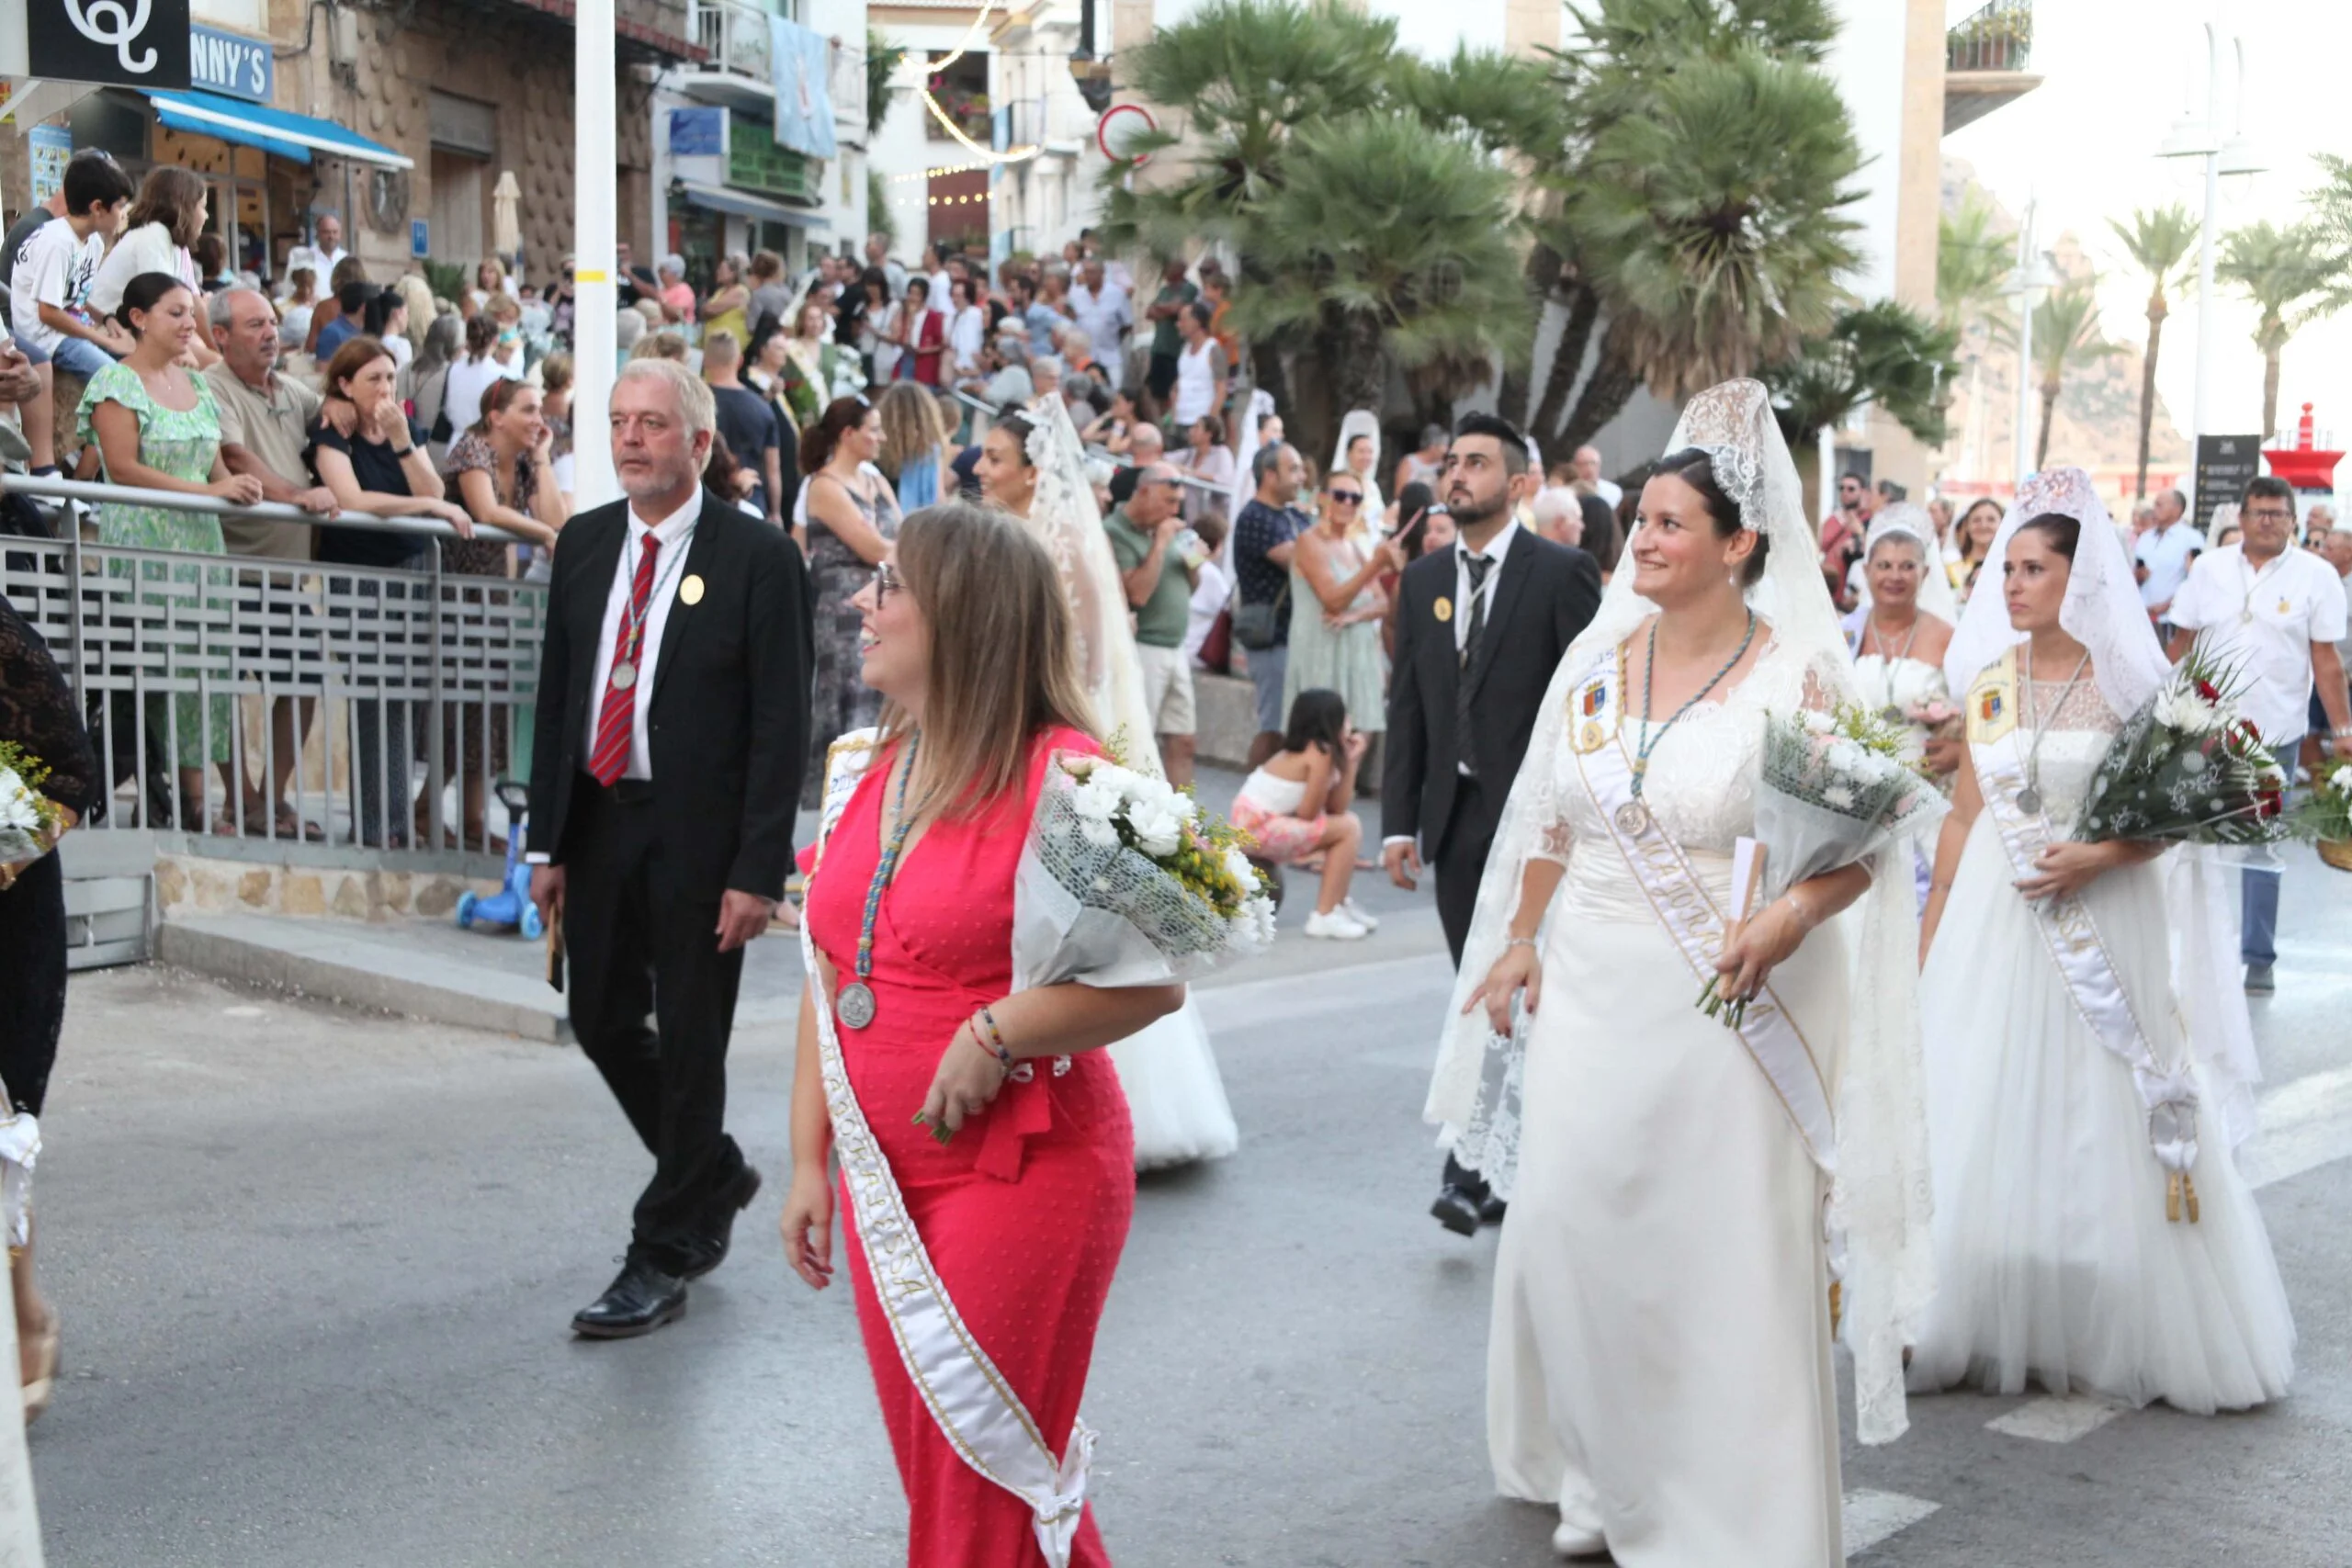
left=691, top=0, right=774, bottom=80
left=1947, top=0, right=2033, bottom=73
left=3, top=475, right=542, bottom=863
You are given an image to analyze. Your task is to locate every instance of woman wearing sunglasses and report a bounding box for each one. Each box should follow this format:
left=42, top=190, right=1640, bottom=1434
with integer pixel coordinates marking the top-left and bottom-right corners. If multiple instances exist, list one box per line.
left=1283, top=466, right=1404, bottom=769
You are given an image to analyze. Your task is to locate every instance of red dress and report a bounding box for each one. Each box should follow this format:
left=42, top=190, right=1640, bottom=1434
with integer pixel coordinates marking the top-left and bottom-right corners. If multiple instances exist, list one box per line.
left=803, top=726, right=1135, bottom=1567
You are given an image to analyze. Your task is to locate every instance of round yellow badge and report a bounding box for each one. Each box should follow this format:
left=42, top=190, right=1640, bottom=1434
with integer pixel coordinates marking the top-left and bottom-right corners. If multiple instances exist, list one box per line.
left=1578, top=722, right=1602, bottom=751
left=1434, top=596, right=1453, bottom=623
left=680, top=574, right=706, bottom=606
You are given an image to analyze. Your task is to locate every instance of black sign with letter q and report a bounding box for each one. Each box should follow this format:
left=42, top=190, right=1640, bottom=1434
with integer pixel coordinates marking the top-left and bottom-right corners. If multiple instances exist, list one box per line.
left=28, top=0, right=194, bottom=92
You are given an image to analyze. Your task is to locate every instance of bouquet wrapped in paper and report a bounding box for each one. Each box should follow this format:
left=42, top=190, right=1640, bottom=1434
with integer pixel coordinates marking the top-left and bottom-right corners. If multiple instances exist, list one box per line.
left=1012, top=752, right=1277, bottom=991
left=1700, top=705, right=1947, bottom=1025
left=2075, top=638, right=2293, bottom=847
left=0, top=740, right=67, bottom=864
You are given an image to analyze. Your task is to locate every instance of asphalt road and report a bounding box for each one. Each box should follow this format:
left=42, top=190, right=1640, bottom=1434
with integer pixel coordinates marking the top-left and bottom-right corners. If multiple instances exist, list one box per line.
left=25, top=845, right=2352, bottom=1567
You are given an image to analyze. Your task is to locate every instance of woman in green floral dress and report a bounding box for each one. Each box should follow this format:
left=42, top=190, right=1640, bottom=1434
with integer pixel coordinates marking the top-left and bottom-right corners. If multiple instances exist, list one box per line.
left=78, top=272, right=265, bottom=832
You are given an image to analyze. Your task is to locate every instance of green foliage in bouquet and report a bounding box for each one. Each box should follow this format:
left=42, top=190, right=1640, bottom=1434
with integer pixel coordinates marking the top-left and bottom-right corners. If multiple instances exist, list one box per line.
left=2075, top=638, right=2294, bottom=846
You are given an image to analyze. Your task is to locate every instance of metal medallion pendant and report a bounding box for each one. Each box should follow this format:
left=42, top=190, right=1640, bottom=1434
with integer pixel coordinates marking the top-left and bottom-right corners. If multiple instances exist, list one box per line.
left=2240, top=609, right=2256, bottom=626
left=837, top=980, right=877, bottom=1030
left=610, top=660, right=638, bottom=691
left=1880, top=705, right=1905, bottom=726
left=2016, top=785, right=2043, bottom=815
left=1614, top=799, right=1652, bottom=838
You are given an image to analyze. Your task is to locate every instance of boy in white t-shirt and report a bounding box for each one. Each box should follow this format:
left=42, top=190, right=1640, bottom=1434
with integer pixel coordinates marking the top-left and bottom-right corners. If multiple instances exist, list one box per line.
left=6, top=150, right=134, bottom=471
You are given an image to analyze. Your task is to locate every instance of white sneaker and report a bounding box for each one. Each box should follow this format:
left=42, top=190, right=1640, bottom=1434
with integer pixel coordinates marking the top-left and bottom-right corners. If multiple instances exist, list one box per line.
left=1304, top=908, right=1370, bottom=941
left=1340, top=897, right=1380, bottom=931
left=1551, top=1518, right=1607, bottom=1558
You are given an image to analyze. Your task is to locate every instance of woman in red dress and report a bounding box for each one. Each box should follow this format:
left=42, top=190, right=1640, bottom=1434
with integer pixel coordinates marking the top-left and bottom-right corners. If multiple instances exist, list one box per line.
left=781, top=501, right=1183, bottom=1567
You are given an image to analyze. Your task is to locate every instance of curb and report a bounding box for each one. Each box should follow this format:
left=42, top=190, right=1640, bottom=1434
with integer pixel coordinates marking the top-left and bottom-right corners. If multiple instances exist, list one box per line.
left=159, top=915, right=573, bottom=1044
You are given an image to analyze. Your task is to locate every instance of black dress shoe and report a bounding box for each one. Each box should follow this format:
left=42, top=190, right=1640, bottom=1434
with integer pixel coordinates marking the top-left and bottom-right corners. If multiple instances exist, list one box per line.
left=677, top=1166, right=763, bottom=1281
left=571, top=1256, right=687, bottom=1339
left=1430, top=1184, right=1484, bottom=1237
left=1478, top=1192, right=1509, bottom=1226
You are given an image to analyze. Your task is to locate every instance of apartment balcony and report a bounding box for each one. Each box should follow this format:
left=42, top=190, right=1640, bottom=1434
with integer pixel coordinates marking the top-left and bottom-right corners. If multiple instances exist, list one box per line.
left=681, top=0, right=778, bottom=113
left=1945, top=0, right=2043, bottom=133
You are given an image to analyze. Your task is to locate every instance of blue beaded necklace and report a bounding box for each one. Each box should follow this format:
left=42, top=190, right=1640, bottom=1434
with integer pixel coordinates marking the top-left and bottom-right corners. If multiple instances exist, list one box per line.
left=1617, top=611, right=1757, bottom=838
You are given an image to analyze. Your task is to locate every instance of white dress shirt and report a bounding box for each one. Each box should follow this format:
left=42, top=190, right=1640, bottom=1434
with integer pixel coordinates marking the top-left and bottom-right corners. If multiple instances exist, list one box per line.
left=1385, top=518, right=1525, bottom=847
left=2135, top=520, right=2202, bottom=612
left=2168, top=542, right=2349, bottom=746
left=588, top=495, right=702, bottom=781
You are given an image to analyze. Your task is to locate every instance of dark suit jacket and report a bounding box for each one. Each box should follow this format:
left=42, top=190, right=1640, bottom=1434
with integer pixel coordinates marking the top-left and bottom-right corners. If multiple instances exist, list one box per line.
left=526, top=490, right=813, bottom=902
left=1381, top=527, right=1603, bottom=861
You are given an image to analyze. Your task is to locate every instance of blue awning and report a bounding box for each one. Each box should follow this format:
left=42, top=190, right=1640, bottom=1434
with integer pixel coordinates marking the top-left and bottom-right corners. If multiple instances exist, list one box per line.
left=673, top=180, right=829, bottom=231
left=149, top=90, right=413, bottom=170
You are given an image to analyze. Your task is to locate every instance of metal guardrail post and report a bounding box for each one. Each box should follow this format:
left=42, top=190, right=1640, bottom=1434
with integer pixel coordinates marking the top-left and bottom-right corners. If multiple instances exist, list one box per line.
left=427, top=547, right=446, bottom=852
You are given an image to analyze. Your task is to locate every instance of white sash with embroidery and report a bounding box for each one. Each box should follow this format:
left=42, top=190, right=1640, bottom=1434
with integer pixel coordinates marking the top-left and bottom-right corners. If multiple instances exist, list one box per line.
left=1969, top=694, right=2203, bottom=1216
left=802, top=732, right=1095, bottom=1564
left=1569, top=660, right=1838, bottom=1176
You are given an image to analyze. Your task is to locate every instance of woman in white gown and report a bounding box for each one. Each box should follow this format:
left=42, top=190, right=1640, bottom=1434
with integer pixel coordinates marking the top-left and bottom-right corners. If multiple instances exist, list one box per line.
left=1908, top=468, right=2294, bottom=1413
left=1430, top=382, right=1935, bottom=1564
left=976, top=400, right=1241, bottom=1169
left=1845, top=505, right=1961, bottom=780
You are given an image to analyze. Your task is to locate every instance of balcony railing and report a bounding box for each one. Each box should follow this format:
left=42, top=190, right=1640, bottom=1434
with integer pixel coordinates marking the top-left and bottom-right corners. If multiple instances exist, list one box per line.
left=692, top=0, right=774, bottom=80
left=4, top=476, right=539, bottom=861
left=1948, top=0, right=2032, bottom=74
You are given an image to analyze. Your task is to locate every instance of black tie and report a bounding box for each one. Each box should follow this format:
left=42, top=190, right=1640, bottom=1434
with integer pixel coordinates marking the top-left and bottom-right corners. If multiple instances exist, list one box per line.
left=1457, top=553, right=1492, bottom=777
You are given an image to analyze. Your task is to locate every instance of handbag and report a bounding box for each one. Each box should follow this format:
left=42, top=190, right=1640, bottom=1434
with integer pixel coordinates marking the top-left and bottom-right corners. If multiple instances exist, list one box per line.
left=1230, top=581, right=1287, bottom=651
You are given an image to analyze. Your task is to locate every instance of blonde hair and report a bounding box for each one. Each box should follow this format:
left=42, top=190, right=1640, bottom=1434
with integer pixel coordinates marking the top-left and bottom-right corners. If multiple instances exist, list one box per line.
left=876, top=381, right=945, bottom=479
left=879, top=502, right=1095, bottom=818
left=615, top=357, right=718, bottom=443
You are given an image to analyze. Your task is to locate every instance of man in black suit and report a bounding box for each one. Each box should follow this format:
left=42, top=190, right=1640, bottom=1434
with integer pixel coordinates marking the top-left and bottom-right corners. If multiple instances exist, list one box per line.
left=527, top=359, right=812, bottom=1337
left=1383, top=412, right=1603, bottom=1236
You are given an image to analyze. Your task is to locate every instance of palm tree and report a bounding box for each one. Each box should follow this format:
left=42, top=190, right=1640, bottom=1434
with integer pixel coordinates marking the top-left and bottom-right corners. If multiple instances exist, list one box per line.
left=2217, top=220, right=2343, bottom=440
left=1938, top=187, right=2010, bottom=338
left=1228, top=112, right=1531, bottom=421
left=1765, top=300, right=1957, bottom=518
left=1994, top=276, right=2121, bottom=469
left=2108, top=204, right=2199, bottom=498
left=1548, top=41, right=1863, bottom=446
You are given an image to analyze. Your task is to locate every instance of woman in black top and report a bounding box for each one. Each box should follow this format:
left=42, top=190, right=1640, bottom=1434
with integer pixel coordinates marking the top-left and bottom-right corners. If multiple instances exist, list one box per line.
left=305, top=334, right=472, bottom=848
left=0, top=589, right=101, bottom=1419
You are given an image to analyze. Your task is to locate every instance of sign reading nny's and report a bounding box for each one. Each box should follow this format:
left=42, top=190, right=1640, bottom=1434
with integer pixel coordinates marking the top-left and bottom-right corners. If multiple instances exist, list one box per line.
left=28, top=0, right=194, bottom=91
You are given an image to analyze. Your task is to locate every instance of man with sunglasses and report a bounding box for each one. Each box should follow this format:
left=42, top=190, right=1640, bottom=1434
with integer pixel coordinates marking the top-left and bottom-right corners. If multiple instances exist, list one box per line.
left=1105, top=460, right=1203, bottom=786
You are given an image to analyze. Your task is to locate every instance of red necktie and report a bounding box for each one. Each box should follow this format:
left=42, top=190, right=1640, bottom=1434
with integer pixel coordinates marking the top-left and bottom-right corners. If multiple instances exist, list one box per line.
left=587, top=534, right=660, bottom=785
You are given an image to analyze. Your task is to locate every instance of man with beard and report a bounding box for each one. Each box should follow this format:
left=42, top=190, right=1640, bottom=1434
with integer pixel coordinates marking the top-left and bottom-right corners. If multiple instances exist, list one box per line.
left=1384, top=412, right=1602, bottom=1235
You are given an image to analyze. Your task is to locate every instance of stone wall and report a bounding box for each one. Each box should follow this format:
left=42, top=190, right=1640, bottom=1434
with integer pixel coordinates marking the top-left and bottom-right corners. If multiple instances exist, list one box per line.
left=156, top=855, right=493, bottom=924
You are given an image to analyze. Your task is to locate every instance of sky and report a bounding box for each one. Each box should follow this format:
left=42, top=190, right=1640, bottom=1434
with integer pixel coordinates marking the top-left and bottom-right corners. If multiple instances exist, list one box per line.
left=1942, top=0, right=2351, bottom=453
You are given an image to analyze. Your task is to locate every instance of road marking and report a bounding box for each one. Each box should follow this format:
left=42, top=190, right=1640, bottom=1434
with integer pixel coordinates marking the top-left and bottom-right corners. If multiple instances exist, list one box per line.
left=1984, top=1393, right=2127, bottom=1443
left=1844, top=1489, right=1939, bottom=1556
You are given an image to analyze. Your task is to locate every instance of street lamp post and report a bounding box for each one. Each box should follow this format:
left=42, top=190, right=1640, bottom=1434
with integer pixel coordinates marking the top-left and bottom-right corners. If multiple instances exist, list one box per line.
left=572, top=0, right=618, bottom=507
left=2158, top=22, right=2267, bottom=453
left=2004, top=197, right=2058, bottom=489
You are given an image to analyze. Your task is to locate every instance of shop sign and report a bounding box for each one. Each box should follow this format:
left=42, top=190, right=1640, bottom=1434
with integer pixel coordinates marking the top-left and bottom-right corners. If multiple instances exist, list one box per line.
left=28, top=0, right=193, bottom=91
left=189, top=23, right=271, bottom=103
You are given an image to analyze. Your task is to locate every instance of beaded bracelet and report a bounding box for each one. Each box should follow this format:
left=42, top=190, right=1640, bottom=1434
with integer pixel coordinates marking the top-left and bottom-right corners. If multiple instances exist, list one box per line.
left=970, top=1006, right=1017, bottom=1071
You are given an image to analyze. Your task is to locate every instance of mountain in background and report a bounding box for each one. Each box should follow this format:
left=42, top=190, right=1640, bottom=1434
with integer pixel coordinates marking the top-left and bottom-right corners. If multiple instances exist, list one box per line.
left=1936, top=160, right=2191, bottom=496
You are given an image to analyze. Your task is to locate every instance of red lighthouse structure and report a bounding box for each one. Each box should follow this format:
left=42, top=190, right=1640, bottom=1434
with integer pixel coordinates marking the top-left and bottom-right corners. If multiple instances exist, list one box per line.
left=2261, top=403, right=2344, bottom=496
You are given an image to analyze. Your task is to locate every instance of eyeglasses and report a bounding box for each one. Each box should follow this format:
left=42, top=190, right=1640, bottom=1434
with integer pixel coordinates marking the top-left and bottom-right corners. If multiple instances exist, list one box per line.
left=872, top=561, right=903, bottom=604
left=2242, top=507, right=2293, bottom=523
left=1329, top=490, right=1363, bottom=506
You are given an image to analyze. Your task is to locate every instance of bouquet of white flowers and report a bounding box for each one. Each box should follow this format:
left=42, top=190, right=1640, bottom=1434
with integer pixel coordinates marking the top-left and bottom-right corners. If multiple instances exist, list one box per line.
left=2297, top=761, right=2352, bottom=874
left=0, top=740, right=66, bottom=865
left=1698, top=705, right=1947, bottom=1026
left=2075, top=638, right=2293, bottom=848
left=1011, top=752, right=1278, bottom=991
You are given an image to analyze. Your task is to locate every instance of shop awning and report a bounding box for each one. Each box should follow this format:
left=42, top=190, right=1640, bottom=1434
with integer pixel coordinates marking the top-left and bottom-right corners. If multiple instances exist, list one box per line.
left=149, top=90, right=414, bottom=170
left=673, top=181, right=829, bottom=231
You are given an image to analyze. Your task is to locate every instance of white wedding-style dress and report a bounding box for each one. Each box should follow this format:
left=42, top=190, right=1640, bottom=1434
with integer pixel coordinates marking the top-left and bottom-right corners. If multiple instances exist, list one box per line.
left=1489, top=637, right=1849, bottom=1565
left=1016, top=397, right=1239, bottom=1170
left=1907, top=675, right=2295, bottom=1411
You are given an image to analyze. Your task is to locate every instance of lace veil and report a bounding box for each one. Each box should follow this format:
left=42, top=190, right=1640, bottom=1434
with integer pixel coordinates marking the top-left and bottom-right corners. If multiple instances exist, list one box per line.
left=1018, top=392, right=1160, bottom=778
left=1862, top=503, right=1962, bottom=628
left=1939, top=468, right=2261, bottom=1149
left=1422, top=379, right=1935, bottom=1444
left=1942, top=467, right=2169, bottom=720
